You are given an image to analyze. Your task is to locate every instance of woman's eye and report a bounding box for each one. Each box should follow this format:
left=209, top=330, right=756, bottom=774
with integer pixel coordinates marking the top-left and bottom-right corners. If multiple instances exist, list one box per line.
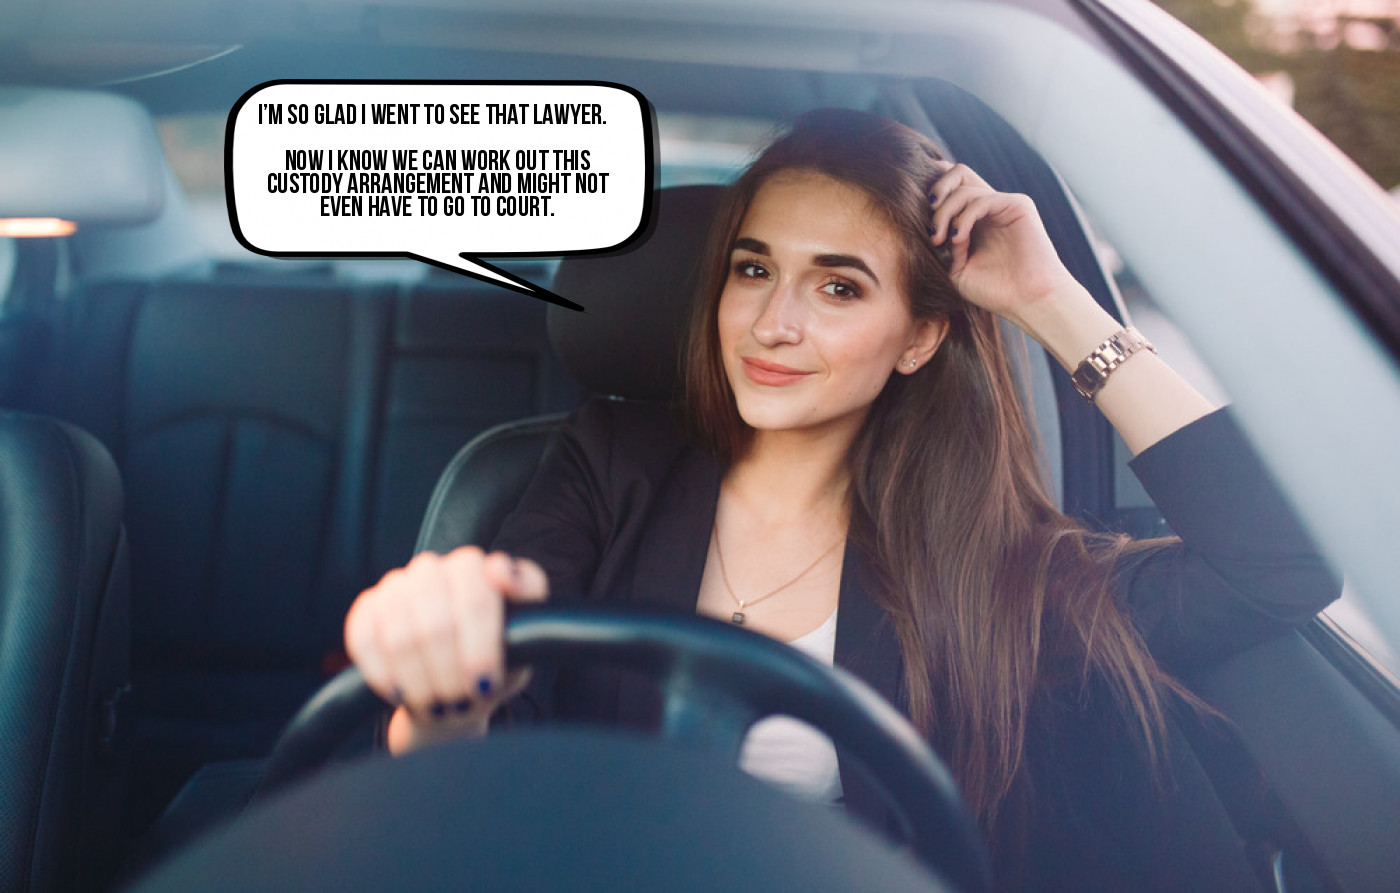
left=733, top=260, right=769, bottom=280
left=820, top=279, right=862, bottom=300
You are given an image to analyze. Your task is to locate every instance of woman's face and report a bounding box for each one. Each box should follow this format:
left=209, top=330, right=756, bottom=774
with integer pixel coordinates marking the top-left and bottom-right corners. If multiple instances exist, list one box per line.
left=718, top=170, right=946, bottom=440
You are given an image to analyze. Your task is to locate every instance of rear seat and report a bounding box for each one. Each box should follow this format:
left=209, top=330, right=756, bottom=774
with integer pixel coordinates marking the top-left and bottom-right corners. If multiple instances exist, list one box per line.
left=39, top=271, right=579, bottom=831
left=370, top=281, right=581, bottom=578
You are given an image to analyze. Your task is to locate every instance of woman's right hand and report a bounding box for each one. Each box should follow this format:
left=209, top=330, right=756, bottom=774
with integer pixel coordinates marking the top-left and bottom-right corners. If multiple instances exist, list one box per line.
left=343, top=546, right=549, bottom=754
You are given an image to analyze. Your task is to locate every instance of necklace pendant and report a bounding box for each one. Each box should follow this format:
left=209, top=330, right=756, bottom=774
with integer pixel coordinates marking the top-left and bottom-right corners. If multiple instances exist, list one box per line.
left=731, top=612, right=745, bottom=625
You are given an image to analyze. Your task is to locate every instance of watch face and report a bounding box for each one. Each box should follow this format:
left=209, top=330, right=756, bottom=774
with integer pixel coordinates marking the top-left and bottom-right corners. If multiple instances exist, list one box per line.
left=1072, top=361, right=1109, bottom=401
left=1075, top=362, right=1108, bottom=387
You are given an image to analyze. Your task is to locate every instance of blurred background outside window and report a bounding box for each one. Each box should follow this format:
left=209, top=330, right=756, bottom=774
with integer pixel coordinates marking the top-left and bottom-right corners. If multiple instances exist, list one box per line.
left=1156, top=0, right=1400, bottom=196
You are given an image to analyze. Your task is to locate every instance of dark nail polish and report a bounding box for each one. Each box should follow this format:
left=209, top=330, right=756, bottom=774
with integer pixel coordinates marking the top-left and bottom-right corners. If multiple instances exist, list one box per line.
left=455, top=697, right=473, bottom=713
left=477, top=675, right=494, bottom=696
left=429, top=701, right=447, bottom=719
left=390, top=686, right=405, bottom=705
left=950, top=227, right=959, bottom=238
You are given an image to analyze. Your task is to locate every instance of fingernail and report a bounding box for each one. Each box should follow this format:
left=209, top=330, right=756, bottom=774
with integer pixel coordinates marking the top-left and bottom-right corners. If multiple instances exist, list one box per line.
left=390, top=686, right=405, bottom=705
left=430, top=701, right=447, bottom=719
left=455, top=697, right=473, bottom=713
left=950, top=227, right=959, bottom=238
left=477, top=675, right=494, bottom=696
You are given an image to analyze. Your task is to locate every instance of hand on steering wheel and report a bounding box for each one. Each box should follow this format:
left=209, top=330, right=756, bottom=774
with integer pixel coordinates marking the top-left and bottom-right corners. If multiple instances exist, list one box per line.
left=262, top=606, right=994, bottom=893
left=342, top=546, right=545, bottom=750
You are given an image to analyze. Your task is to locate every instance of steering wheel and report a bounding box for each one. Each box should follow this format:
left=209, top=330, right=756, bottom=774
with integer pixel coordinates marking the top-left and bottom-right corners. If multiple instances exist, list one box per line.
left=143, top=607, right=992, bottom=892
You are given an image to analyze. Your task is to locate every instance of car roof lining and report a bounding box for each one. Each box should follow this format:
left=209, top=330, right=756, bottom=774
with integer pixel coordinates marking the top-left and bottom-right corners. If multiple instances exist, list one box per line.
left=0, top=0, right=1110, bottom=85
left=109, top=42, right=882, bottom=120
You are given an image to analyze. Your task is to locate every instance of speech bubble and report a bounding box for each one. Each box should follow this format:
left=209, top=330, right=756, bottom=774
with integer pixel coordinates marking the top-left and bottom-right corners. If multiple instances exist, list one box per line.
left=226, top=80, right=655, bottom=310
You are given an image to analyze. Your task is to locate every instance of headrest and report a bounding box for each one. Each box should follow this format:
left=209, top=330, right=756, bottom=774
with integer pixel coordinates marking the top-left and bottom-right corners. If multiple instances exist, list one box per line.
left=548, top=185, right=727, bottom=400
left=0, top=88, right=165, bottom=225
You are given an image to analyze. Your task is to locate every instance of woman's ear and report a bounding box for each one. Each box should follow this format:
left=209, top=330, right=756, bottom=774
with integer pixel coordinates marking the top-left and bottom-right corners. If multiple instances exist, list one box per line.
left=898, top=316, right=950, bottom=375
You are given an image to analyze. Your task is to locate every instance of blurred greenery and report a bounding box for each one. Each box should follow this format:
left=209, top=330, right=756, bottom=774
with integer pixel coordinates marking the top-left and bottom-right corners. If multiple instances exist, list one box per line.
left=1155, top=0, right=1400, bottom=190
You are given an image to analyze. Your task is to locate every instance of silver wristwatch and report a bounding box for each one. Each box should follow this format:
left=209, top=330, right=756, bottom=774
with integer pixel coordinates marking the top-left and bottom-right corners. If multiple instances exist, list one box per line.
left=1070, top=326, right=1156, bottom=402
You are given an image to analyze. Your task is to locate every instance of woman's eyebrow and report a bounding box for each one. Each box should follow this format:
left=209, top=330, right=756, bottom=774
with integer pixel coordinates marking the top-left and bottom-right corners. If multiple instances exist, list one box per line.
left=734, top=238, right=881, bottom=286
left=814, top=253, right=880, bottom=286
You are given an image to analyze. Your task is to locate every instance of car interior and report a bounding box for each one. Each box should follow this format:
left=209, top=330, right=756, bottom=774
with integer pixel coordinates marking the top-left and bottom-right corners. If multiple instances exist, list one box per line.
left=2, top=1, right=1400, bottom=891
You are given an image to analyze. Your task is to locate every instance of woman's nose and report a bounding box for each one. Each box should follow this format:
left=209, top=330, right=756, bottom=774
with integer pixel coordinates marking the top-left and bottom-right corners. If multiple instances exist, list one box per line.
left=750, top=280, right=803, bottom=346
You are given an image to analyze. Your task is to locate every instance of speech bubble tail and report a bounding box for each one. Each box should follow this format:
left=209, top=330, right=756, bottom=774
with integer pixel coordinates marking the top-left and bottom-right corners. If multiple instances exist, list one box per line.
left=411, top=252, right=583, bottom=311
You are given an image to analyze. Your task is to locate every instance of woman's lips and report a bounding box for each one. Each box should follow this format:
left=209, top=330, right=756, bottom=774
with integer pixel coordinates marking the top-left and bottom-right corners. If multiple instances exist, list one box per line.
left=741, top=357, right=812, bottom=387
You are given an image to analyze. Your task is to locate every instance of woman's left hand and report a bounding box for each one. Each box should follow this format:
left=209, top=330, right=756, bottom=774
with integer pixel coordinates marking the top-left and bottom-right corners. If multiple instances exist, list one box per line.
left=928, top=159, right=1217, bottom=453
left=927, top=159, right=1080, bottom=325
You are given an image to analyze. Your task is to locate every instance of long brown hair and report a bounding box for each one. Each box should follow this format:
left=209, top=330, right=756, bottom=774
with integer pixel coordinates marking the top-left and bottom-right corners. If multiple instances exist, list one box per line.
left=682, top=109, right=1207, bottom=845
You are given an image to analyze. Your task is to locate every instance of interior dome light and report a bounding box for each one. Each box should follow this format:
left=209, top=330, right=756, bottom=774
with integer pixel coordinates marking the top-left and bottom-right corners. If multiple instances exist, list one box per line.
left=0, top=218, right=78, bottom=237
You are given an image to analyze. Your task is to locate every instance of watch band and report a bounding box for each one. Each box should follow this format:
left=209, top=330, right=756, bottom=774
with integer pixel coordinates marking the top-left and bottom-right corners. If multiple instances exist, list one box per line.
left=1070, top=326, right=1156, bottom=402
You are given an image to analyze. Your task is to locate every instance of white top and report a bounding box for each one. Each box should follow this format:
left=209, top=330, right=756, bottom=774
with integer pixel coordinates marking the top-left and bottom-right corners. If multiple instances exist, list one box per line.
left=737, top=608, right=843, bottom=802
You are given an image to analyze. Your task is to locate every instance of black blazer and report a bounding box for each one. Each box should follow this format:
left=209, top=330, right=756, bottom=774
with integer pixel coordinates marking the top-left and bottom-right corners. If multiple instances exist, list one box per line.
left=491, top=399, right=1338, bottom=891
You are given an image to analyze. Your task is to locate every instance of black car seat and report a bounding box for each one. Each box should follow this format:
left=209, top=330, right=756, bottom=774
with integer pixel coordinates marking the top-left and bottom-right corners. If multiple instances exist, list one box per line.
left=415, top=185, right=723, bottom=556
left=0, top=411, right=130, bottom=892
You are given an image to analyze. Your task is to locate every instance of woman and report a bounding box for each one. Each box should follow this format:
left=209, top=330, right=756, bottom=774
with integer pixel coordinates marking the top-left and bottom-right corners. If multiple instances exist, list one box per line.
left=344, top=109, right=1337, bottom=889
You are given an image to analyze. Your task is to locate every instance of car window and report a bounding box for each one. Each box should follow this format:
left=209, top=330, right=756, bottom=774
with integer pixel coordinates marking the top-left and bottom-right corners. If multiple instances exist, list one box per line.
left=1094, top=232, right=1400, bottom=679
left=966, top=11, right=1400, bottom=690
left=156, top=113, right=240, bottom=263
left=655, top=113, right=776, bottom=186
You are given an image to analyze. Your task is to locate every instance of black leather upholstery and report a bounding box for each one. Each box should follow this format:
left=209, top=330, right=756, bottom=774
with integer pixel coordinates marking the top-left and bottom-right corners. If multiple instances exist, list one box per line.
left=416, top=185, right=725, bottom=553
left=0, top=411, right=129, bottom=892
left=415, top=415, right=569, bottom=555
left=377, top=285, right=581, bottom=571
